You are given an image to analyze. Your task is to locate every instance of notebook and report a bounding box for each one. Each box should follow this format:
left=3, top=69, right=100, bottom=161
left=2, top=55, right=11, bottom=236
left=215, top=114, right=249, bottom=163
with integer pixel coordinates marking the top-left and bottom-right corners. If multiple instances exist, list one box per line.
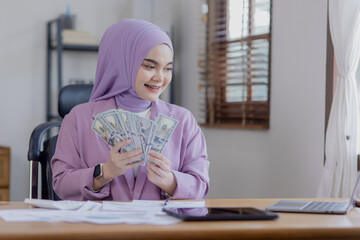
left=266, top=175, right=360, bottom=214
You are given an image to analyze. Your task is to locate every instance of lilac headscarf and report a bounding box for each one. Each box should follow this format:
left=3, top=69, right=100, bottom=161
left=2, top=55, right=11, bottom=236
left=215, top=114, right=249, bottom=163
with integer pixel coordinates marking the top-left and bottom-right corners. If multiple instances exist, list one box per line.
left=89, top=19, right=173, bottom=112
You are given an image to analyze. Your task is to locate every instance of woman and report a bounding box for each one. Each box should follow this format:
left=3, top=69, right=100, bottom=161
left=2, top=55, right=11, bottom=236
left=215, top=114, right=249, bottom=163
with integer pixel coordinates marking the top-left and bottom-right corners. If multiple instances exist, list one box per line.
left=51, top=19, right=210, bottom=201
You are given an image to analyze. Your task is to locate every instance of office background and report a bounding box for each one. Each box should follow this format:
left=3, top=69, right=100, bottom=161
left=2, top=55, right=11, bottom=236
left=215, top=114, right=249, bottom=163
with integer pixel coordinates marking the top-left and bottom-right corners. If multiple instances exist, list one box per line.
left=0, top=0, right=330, bottom=201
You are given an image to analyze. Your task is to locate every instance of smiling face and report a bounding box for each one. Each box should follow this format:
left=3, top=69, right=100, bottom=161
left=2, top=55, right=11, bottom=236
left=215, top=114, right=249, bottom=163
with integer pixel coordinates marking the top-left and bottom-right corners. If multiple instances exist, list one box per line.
left=135, top=44, right=173, bottom=102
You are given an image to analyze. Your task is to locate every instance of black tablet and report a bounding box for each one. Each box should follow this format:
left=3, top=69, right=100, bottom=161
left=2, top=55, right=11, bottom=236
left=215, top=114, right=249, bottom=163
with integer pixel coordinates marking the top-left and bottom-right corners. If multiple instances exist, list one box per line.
left=162, top=207, right=279, bottom=221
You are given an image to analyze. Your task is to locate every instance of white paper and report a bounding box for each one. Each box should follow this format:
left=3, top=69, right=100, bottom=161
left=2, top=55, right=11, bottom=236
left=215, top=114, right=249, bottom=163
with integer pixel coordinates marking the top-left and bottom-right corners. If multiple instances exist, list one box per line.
left=101, top=200, right=205, bottom=211
left=0, top=200, right=204, bottom=225
left=76, top=201, right=103, bottom=213
left=0, top=208, right=76, bottom=222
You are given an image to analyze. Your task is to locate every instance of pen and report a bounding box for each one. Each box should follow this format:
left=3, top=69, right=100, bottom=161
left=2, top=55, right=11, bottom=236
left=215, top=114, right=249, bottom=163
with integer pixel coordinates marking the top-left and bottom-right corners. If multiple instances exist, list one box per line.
left=164, top=197, right=170, bottom=206
left=164, top=193, right=171, bottom=206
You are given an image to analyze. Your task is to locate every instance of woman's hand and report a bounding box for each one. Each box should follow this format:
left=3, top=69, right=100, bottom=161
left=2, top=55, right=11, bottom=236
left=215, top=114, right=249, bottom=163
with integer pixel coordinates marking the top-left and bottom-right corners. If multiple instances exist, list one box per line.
left=146, top=150, right=177, bottom=196
left=104, top=140, right=144, bottom=179
left=93, top=140, right=144, bottom=191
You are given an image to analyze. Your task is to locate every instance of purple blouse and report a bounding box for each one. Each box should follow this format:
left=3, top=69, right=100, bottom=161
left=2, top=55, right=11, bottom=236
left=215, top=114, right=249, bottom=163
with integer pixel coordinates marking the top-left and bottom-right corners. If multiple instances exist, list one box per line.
left=51, top=98, right=210, bottom=200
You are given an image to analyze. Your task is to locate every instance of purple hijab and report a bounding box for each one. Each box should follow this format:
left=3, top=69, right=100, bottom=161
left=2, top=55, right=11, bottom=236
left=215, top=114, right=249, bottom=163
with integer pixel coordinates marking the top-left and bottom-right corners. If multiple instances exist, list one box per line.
left=89, top=19, right=173, bottom=112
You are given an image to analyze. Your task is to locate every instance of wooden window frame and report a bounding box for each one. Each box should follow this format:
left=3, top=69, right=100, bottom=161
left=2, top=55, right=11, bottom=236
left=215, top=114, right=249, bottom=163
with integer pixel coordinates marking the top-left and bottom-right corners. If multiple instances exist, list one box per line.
left=200, top=0, right=272, bottom=129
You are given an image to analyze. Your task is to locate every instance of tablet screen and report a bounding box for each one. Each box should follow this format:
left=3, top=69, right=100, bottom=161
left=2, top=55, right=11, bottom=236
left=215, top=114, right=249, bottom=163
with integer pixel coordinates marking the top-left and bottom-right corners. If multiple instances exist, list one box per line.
left=163, top=207, right=278, bottom=221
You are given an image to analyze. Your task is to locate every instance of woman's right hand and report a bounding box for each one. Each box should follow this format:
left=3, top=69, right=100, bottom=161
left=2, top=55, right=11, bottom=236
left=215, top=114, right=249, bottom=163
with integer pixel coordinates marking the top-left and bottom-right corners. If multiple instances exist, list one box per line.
left=103, top=139, right=144, bottom=180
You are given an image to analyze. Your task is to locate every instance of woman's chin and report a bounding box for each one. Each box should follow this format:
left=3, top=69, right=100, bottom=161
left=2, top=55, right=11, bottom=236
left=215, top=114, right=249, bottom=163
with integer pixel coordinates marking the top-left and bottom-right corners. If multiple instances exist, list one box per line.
left=141, top=95, right=159, bottom=102
left=138, top=92, right=162, bottom=102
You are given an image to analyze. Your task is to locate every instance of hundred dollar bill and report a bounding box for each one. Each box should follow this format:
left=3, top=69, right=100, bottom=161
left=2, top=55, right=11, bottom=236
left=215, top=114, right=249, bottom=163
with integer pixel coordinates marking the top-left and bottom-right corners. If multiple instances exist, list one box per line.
left=112, top=111, right=142, bottom=162
left=147, top=122, right=158, bottom=154
left=102, top=110, right=137, bottom=153
left=143, top=121, right=159, bottom=165
left=92, top=114, right=122, bottom=147
left=151, top=114, right=179, bottom=153
left=136, top=115, right=158, bottom=165
left=92, top=115, right=111, bottom=144
left=135, top=116, right=147, bottom=156
left=117, top=111, right=135, bottom=145
left=93, top=110, right=179, bottom=165
left=101, top=109, right=127, bottom=141
left=126, top=112, right=141, bottom=149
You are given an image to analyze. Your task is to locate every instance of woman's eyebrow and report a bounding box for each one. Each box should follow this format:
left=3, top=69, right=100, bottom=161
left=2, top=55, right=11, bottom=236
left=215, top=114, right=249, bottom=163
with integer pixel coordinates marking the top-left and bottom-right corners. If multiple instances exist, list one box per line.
left=144, top=58, right=173, bottom=65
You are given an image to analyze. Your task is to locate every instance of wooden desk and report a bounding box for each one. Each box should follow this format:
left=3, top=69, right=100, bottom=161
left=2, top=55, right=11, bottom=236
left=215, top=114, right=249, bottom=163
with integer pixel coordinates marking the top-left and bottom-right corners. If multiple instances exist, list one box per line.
left=1, top=199, right=360, bottom=240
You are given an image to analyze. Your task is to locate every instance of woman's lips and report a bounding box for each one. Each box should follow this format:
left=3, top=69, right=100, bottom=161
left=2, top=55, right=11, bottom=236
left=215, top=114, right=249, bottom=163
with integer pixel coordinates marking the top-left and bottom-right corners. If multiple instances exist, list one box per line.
left=145, top=84, right=161, bottom=92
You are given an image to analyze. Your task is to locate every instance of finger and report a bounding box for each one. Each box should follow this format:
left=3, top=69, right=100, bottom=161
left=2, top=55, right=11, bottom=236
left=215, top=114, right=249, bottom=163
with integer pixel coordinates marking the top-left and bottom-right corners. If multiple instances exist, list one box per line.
left=147, top=163, right=162, bottom=178
left=111, top=139, right=132, bottom=153
left=148, top=150, right=162, bottom=158
left=147, top=155, right=168, bottom=170
left=148, top=150, right=171, bottom=165
left=116, top=153, right=143, bottom=171
left=121, top=148, right=143, bottom=159
left=126, top=159, right=145, bottom=168
left=124, top=151, right=144, bottom=164
left=147, top=160, right=168, bottom=176
left=147, top=154, right=170, bottom=169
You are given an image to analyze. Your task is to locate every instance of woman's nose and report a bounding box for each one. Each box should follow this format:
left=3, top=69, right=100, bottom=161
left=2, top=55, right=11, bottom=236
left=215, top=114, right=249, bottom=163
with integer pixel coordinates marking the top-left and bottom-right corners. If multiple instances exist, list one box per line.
left=152, top=70, right=164, bottom=82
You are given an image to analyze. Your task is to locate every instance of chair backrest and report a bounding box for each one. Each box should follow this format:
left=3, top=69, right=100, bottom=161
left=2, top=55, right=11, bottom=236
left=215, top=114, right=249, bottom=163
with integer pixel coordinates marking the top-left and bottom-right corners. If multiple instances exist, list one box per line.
left=58, top=84, right=94, bottom=118
left=28, top=84, right=93, bottom=199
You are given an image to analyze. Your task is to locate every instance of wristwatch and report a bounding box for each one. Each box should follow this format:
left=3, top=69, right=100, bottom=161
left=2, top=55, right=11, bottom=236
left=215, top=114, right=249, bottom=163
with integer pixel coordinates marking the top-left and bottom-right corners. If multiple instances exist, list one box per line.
left=93, top=163, right=110, bottom=185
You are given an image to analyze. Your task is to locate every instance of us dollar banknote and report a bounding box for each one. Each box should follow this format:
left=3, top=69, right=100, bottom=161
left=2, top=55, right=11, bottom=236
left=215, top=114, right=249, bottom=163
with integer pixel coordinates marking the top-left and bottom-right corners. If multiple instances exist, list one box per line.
left=135, top=116, right=158, bottom=165
left=92, top=110, right=178, bottom=164
left=92, top=115, right=122, bottom=147
left=151, top=114, right=179, bottom=153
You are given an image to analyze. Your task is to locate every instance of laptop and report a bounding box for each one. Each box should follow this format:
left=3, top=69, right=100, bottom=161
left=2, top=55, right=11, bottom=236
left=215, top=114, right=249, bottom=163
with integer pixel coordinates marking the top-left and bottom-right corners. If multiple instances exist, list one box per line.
left=266, top=175, right=360, bottom=214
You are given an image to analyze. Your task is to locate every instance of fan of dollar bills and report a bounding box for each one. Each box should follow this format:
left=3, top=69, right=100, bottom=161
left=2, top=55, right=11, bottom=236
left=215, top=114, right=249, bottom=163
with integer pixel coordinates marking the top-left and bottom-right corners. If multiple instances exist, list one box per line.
left=92, top=109, right=178, bottom=166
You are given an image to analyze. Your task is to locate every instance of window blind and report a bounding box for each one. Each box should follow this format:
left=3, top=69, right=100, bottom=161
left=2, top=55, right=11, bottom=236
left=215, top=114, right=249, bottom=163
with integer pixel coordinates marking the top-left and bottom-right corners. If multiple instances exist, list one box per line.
left=199, top=0, right=272, bottom=129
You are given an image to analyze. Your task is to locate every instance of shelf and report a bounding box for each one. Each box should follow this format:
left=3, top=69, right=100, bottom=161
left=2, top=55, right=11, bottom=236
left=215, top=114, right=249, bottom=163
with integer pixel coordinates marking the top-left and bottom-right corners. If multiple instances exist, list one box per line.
left=46, top=17, right=98, bottom=121
left=50, top=44, right=99, bottom=52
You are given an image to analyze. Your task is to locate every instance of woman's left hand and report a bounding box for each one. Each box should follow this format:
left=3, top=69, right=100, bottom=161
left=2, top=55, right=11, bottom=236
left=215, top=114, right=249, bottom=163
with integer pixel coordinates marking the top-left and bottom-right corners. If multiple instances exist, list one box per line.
left=146, top=150, right=177, bottom=196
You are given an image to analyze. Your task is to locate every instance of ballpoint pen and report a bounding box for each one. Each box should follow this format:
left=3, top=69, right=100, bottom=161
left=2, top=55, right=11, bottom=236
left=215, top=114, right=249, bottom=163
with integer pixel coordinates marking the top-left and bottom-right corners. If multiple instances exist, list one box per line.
left=164, top=197, right=170, bottom=206
left=164, top=193, right=171, bottom=206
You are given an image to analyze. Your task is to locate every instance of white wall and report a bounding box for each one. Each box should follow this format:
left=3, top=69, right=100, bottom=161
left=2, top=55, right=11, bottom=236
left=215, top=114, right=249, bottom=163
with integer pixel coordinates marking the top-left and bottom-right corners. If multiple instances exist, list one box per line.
left=0, top=0, right=328, bottom=201
left=0, top=0, right=132, bottom=201
left=175, top=0, right=328, bottom=198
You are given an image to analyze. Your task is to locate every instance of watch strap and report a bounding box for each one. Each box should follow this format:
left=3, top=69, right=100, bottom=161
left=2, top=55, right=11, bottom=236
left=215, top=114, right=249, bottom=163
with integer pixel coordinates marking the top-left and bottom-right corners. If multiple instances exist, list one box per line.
left=94, top=163, right=111, bottom=185
left=96, top=176, right=111, bottom=185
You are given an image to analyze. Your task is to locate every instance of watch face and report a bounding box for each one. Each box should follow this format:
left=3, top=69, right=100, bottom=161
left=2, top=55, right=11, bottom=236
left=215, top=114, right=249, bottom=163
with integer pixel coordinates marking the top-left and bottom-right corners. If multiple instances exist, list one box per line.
left=93, top=164, right=101, bottom=178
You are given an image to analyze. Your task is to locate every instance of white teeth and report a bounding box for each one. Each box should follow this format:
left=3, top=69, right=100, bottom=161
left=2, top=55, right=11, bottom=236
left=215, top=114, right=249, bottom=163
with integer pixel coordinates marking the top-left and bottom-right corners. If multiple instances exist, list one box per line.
left=145, top=84, right=160, bottom=89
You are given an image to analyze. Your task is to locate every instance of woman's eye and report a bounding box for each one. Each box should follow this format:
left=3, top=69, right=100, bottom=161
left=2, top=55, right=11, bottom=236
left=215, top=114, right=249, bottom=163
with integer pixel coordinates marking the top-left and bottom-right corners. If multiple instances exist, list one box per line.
left=166, top=67, right=173, bottom=71
left=143, top=65, right=155, bottom=70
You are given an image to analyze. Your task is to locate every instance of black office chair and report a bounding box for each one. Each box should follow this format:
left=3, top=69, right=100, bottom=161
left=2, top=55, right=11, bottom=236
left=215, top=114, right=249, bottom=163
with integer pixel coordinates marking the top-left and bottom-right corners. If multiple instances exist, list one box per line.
left=27, top=84, right=93, bottom=200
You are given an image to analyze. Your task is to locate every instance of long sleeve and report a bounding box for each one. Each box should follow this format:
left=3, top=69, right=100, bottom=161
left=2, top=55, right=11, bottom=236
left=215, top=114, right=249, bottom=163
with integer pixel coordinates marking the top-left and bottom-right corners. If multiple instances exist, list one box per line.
left=51, top=111, right=111, bottom=200
left=171, top=123, right=210, bottom=199
left=51, top=98, right=210, bottom=201
left=156, top=102, right=210, bottom=200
